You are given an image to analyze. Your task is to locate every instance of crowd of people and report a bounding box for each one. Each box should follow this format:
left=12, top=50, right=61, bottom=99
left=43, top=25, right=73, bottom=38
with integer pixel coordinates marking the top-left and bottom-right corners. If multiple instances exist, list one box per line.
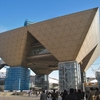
left=86, top=87, right=100, bottom=100
left=40, top=87, right=100, bottom=100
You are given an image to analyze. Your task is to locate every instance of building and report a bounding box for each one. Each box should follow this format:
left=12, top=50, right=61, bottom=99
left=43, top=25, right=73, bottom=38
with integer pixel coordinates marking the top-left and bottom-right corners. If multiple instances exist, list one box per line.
left=4, top=67, right=30, bottom=91
left=49, top=77, right=59, bottom=90
left=30, top=75, right=35, bottom=88
left=0, top=8, right=100, bottom=90
left=59, top=61, right=81, bottom=91
left=30, top=76, right=59, bottom=90
left=0, top=67, right=6, bottom=91
left=84, top=77, right=98, bottom=91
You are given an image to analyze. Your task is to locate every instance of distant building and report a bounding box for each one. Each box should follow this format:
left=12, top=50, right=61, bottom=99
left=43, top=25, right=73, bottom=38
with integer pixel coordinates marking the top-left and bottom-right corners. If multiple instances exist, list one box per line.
left=49, top=77, right=59, bottom=90
left=30, top=75, right=35, bottom=88
left=87, top=77, right=96, bottom=82
left=0, top=71, right=6, bottom=78
left=0, top=68, right=6, bottom=91
left=30, top=76, right=59, bottom=90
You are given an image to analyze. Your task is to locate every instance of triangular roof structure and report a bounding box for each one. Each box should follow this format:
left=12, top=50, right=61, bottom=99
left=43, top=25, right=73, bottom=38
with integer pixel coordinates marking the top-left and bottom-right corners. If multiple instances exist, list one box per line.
left=0, top=8, right=99, bottom=74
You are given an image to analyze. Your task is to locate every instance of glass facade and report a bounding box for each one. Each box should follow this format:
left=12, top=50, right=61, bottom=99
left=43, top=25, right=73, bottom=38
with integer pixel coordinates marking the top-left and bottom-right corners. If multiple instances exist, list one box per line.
left=30, top=46, right=50, bottom=56
left=58, top=61, right=81, bottom=91
left=4, top=66, right=30, bottom=91
left=35, top=75, right=49, bottom=90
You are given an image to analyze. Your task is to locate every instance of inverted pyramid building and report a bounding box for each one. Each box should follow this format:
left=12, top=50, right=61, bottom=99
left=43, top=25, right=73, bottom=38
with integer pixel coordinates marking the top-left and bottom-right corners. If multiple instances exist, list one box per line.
left=0, top=7, right=100, bottom=75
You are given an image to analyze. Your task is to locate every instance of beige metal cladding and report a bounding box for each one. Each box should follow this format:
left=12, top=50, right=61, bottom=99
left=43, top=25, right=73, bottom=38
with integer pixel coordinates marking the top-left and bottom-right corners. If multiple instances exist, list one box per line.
left=76, top=8, right=100, bottom=63
left=28, top=8, right=100, bottom=70
left=0, top=8, right=99, bottom=74
left=0, top=27, right=28, bottom=66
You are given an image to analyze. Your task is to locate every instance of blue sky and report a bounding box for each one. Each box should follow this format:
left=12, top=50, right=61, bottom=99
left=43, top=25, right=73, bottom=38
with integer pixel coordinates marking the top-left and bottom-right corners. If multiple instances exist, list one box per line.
left=0, top=0, right=100, bottom=79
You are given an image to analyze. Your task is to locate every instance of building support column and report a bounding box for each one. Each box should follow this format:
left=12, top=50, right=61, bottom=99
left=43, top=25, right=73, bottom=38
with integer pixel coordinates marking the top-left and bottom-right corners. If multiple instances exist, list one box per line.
left=96, top=72, right=100, bottom=89
left=35, top=75, right=49, bottom=90
left=58, top=61, right=82, bottom=91
left=81, top=71, right=86, bottom=91
left=4, top=66, right=30, bottom=91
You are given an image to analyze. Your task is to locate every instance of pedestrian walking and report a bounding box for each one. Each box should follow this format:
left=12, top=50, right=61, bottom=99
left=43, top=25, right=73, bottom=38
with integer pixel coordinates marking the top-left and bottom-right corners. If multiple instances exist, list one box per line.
left=87, top=87, right=95, bottom=100
left=64, top=88, right=78, bottom=100
left=40, top=90, right=47, bottom=100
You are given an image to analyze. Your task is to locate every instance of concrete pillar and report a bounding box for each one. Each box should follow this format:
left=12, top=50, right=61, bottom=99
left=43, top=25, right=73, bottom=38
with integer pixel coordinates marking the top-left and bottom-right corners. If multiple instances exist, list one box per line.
left=81, top=71, right=86, bottom=83
left=35, top=75, right=49, bottom=90
left=96, top=71, right=100, bottom=89
left=81, top=71, right=86, bottom=90
left=58, top=61, right=82, bottom=91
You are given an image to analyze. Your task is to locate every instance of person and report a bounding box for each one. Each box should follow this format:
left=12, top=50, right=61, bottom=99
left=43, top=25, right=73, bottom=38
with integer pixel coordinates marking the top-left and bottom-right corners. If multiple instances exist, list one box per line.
left=51, top=89, right=57, bottom=100
left=28, top=89, right=32, bottom=96
left=40, top=90, right=47, bottom=100
left=94, top=88, right=100, bottom=100
left=36, top=90, right=39, bottom=97
left=86, top=91, right=89, bottom=100
left=76, top=89, right=83, bottom=100
left=87, top=87, right=95, bottom=100
left=64, top=88, right=78, bottom=100
left=62, top=90, right=68, bottom=100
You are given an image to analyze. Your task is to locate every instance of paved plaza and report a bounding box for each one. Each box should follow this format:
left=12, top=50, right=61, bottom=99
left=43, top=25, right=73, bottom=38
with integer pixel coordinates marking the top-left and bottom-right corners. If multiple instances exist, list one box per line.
left=0, top=96, right=62, bottom=100
left=0, top=96, right=39, bottom=100
left=0, top=92, right=62, bottom=100
left=0, top=93, right=39, bottom=100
